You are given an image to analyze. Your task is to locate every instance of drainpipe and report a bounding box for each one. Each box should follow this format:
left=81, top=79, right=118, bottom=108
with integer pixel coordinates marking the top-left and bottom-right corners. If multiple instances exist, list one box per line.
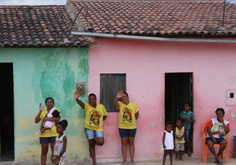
left=70, top=32, right=236, bottom=43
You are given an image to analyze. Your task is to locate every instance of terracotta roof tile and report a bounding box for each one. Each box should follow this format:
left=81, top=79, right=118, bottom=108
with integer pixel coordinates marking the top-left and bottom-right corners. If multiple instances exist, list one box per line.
left=0, top=5, right=88, bottom=48
left=67, top=0, right=236, bottom=37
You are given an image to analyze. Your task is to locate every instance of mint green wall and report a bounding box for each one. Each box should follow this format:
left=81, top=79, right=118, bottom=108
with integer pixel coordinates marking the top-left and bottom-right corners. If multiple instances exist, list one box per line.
left=0, top=48, right=89, bottom=164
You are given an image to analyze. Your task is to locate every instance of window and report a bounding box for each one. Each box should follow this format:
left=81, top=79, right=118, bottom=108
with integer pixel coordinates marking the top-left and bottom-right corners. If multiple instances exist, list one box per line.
left=100, top=74, right=126, bottom=112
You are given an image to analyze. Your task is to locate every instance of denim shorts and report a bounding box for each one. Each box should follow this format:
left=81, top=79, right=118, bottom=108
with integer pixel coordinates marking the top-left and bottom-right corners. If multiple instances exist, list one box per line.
left=206, top=137, right=225, bottom=144
left=84, top=128, right=104, bottom=140
left=185, top=129, right=190, bottom=142
left=39, top=137, right=56, bottom=144
left=119, top=128, right=136, bottom=138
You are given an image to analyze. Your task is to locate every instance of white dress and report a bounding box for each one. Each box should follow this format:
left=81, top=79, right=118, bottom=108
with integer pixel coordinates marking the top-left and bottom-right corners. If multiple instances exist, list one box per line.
left=164, top=130, right=174, bottom=150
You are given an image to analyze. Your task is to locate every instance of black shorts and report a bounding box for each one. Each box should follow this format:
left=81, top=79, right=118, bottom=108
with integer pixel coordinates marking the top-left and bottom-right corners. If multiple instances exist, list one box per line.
left=119, top=128, right=136, bottom=138
left=39, top=137, right=56, bottom=144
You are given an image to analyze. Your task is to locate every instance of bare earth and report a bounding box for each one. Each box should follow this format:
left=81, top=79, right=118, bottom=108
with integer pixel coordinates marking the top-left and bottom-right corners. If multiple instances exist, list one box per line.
left=1, top=157, right=236, bottom=165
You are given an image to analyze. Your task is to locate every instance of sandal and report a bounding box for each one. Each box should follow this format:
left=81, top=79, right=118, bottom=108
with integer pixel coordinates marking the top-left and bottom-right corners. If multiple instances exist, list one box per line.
left=122, top=162, right=128, bottom=165
left=214, top=161, right=224, bottom=165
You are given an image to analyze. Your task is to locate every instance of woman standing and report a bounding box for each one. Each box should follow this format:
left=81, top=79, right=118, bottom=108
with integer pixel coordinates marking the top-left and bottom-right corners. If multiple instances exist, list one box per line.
left=74, top=91, right=107, bottom=165
left=35, top=97, right=61, bottom=165
left=114, top=91, right=139, bottom=165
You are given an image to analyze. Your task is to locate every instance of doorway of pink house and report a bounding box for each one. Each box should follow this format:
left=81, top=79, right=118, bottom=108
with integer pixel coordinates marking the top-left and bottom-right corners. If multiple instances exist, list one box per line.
left=165, top=73, right=193, bottom=153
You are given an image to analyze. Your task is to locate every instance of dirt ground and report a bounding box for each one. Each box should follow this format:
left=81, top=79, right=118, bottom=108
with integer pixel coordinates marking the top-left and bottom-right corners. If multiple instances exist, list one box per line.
left=1, top=157, right=236, bottom=165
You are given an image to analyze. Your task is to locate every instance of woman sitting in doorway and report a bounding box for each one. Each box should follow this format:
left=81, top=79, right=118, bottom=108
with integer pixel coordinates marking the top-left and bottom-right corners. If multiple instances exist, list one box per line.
left=206, top=108, right=230, bottom=165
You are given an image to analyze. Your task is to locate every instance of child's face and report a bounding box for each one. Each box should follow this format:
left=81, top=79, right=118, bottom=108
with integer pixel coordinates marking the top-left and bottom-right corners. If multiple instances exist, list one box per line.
left=56, top=124, right=65, bottom=134
left=166, top=124, right=173, bottom=132
left=185, top=104, right=191, bottom=112
left=176, top=120, right=182, bottom=127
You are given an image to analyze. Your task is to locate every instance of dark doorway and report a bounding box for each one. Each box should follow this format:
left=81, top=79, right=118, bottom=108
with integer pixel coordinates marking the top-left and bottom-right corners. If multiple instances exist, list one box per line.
left=165, top=73, right=193, bottom=152
left=0, top=63, right=14, bottom=161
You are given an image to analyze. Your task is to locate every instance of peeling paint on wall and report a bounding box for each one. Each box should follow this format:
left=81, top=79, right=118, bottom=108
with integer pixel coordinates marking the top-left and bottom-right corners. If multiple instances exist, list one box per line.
left=0, top=48, right=89, bottom=164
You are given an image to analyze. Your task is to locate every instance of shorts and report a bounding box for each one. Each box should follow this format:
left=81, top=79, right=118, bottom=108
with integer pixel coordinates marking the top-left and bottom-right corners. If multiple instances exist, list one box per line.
left=39, top=137, right=56, bottom=144
left=185, top=129, right=190, bottom=142
left=175, top=143, right=184, bottom=151
left=119, top=128, right=136, bottom=138
left=84, top=128, right=104, bottom=140
left=206, top=137, right=225, bottom=144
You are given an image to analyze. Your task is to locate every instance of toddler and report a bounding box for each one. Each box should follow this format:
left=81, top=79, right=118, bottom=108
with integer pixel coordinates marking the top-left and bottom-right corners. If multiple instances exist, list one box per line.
left=36, top=109, right=59, bottom=134
left=162, top=121, right=175, bottom=165
left=174, top=118, right=186, bottom=160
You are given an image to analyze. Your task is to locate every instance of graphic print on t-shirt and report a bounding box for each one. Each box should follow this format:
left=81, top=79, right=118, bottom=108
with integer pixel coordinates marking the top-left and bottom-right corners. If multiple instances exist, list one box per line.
left=89, top=110, right=102, bottom=126
left=212, top=123, right=225, bottom=138
left=122, top=107, right=132, bottom=123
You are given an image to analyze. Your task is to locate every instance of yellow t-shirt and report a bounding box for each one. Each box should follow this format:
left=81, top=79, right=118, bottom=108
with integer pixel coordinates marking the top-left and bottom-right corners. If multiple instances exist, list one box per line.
left=39, top=108, right=61, bottom=138
left=117, top=101, right=139, bottom=129
left=83, top=103, right=107, bottom=131
left=175, top=127, right=185, bottom=143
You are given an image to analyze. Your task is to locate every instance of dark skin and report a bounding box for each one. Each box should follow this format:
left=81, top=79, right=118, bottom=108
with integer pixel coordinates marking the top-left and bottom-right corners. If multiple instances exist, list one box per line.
left=51, top=124, right=67, bottom=165
left=162, top=124, right=175, bottom=165
left=74, top=91, right=107, bottom=165
left=179, top=104, right=194, bottom=156
left=207, top=110, right=229, bottom=164
left=174, top=120, right=186, bottom=160
left=114, top=91, right=139, bottom=165
left=34, top=99, right=61, bottom=165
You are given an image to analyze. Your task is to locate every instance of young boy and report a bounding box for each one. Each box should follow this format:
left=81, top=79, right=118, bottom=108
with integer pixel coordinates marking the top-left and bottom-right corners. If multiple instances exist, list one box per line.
left=174, top=118, right=186, bottom=160
left=179, top=102, right=194, bottom=156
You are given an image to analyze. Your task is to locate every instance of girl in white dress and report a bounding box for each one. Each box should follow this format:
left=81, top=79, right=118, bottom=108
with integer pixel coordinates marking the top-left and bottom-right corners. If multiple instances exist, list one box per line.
left=162, top=121, right=175, bottom=165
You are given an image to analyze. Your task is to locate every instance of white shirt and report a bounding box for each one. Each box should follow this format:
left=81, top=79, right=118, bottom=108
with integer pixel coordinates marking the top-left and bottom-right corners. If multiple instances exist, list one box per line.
left=164, top=130, right=174, bottom=150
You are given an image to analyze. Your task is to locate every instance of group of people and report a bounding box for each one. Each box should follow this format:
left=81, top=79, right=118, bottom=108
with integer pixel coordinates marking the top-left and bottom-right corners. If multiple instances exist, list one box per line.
left=35, top=91, right=139, bottom=165
left=34, top=94, right=230, bottom=165
left=162, top=103, right=230, bottom=165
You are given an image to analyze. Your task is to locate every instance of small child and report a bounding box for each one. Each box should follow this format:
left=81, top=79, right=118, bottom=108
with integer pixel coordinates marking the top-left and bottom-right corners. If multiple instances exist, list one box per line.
left=51, top=120, right=68, bottom=165
left=179, top=102, right=195, bottom=156
left=174, top=118, right=186, bottom=160
left=162, top=121, right=175, bottom=165
left=36, top=110, right=60, bottom=134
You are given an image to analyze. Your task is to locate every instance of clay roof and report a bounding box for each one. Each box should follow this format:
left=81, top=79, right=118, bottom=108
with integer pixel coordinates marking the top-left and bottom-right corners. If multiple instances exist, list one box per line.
left=67, top=0, right=236, bottom=37
left=0, top=5, right=89, bottom=48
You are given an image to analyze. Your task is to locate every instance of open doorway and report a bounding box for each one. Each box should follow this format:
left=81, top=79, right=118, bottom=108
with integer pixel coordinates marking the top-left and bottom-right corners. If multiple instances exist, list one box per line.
left=165, top=73, right=193, bottom=152
left=0, top=63, right=14, bottom=161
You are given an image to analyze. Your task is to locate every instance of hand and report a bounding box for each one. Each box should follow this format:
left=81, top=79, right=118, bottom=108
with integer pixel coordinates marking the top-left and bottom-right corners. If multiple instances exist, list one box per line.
left=39, top=103, right=44, bottom=111
left=185, top=118, right=191, bottom=122
left=56, top=156, right=60, bottom=163
left=213, top=138, right=217, bottom=144
left=174, top=145, right=176, bottom=149
left=163, top=145, right=166, bottom=149
left=74, top=91, right=79, bottom=100
left=43, top=118, right=47, bottom=124
left=116, top=91, right=124, bottom=98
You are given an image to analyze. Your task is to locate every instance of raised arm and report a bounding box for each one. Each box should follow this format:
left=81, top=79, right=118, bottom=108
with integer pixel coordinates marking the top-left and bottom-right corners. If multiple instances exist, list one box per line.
left=114, top=91, right=123, bottom=107
left=35, top=103, right=44, bottom=123
left=74, top=91, right=85, bottom=109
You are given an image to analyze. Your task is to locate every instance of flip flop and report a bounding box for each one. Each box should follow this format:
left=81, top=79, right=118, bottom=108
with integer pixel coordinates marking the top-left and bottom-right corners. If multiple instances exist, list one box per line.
left=214, top=161, right=224, bottom=165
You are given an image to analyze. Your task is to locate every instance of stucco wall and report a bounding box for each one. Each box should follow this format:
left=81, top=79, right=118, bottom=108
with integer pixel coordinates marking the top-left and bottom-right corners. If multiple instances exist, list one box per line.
left=88, top=38, right=236, bottom=162
left=0, top=48, right=89, bottom=164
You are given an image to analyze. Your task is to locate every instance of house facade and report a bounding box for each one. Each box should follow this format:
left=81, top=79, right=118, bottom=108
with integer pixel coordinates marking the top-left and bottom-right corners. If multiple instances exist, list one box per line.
left=67, top=0, right=236, bottom=163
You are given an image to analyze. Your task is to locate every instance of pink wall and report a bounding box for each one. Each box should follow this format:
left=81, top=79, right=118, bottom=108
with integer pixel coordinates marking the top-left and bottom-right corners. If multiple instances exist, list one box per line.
left=88, top=38, right=236, bottom=162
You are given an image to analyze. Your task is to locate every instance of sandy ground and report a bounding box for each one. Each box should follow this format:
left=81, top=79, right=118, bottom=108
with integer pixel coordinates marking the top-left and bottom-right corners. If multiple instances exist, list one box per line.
left=1, top=157, right=236, bottom=165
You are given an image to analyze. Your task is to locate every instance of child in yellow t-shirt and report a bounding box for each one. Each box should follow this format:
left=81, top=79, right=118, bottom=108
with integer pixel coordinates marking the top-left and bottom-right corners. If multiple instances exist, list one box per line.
left=174, top=118, right=186, bottom=160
